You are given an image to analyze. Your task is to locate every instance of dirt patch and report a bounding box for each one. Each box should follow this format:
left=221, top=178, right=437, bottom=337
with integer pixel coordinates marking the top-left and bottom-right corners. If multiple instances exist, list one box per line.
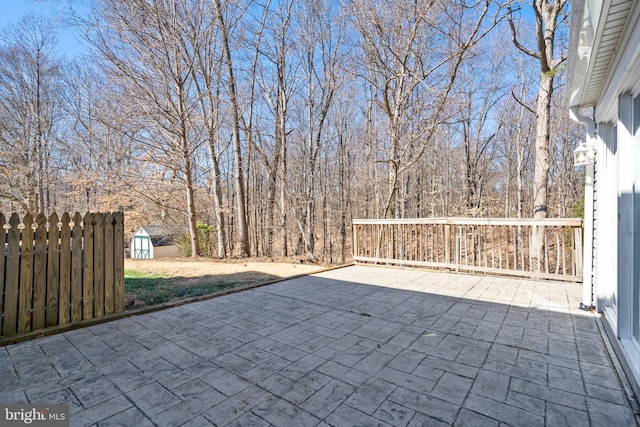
left=125, top=257, right=327, bottom=279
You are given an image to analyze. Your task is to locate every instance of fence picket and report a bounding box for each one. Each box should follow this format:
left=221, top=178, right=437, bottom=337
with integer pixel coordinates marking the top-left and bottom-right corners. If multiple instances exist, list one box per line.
left=93, top=212, right=104, bottom=317
left=18, top=214, right=34, bottom=333
left=83, top=213, right=94, bottom=320
left=46, top=213, right=60, bottom=327
left=104, top=213, right=114, bottom=315
left=59, top=213, right=71, bottom=325
left=4, top=214, right=20, bottom=336
left=32, top=214, right=47, bottom=330
left=71, top=213, right=83, bottom=322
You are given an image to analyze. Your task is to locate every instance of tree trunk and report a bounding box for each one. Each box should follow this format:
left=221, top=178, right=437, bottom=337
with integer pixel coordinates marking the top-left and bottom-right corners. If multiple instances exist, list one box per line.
left=209, top=149, right=226, bottom=258
left=533, top=73, right=552, bottom=219
left=264, top=105, right=282, bottom=258
left=264, top=159, right=279, bottom=257
left=531, top=73, right=553, bottom=270
left=179, top=79, right=200, bottom=258
left=35, top=49, right=46, bottom=215
left=385, top=125, right=400, bottom=218
left=213, top=0, right=250, bottom=256
left=508, top=0, right=566, bottom=270
left=517, top=146, right=524, bottom=219
left=280, top=134, right=288, bottom=257
left=183, top=151, right=201, bottom=258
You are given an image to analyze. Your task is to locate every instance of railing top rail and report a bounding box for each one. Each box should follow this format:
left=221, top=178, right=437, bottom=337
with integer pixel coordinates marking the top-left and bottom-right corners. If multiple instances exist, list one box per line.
left=352, top=217, right=583, bottom=227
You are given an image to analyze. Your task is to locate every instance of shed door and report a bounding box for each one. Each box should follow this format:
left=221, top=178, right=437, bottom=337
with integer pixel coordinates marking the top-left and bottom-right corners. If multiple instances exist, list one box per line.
left=134, top=235, right=151, bottom=259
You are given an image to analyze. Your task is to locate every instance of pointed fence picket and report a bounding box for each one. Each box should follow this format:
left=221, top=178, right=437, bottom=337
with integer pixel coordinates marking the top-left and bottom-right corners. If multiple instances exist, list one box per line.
left=0, top=212, right=125, bottom=339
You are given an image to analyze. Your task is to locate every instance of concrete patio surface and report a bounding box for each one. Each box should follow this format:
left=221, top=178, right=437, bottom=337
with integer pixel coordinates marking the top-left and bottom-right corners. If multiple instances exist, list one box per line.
left=1, top=265, right=638, bottom=426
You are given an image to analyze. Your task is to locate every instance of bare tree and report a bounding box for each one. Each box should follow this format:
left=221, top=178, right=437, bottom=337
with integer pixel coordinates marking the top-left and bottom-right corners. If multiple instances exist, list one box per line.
left=508, top=0, right=568, bottom=269
left=247, top=0, right=294, bottom=257
left=188, top=0, right=228, bottom=258
left=495, top=59, right=536, bottom=219
left=548, top=93, right=582, bottom=217
left=0, top=14, right=61, bottom=214
left=0, top=0, right=589, bottom=267
left=457, top=46, right=507, bottom=215
left=213, top=0, right=250, bottom=256
left=86, top=0, right=205, bottom=256
left=60, top=61, right=107, bottom=212
left=295, top=0, right=345, bottom=258
left=332, top=87, right=357, bottom=264
left=350, top=0, right=498, bottom=218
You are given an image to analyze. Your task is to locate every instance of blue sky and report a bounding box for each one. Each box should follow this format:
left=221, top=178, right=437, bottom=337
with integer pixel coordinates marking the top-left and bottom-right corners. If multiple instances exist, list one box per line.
left=0, top=0, right=87, bottom=57
left=0, top=0, right=32, bottom=23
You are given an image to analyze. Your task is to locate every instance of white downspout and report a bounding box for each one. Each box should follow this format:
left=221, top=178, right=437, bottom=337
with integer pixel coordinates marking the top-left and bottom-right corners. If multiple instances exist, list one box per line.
left=570, top=106, right=596, bottom=310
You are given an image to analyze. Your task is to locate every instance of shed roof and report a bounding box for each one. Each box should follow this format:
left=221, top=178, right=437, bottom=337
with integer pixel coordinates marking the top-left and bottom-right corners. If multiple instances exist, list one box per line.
left=137, top=225, right=179, bottom=246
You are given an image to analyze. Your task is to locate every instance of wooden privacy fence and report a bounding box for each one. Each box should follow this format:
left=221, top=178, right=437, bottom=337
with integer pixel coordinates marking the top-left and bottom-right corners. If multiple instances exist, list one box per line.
left=353, top=218, right=584, bottom=282
left=1, top=212, right=124, bottom=339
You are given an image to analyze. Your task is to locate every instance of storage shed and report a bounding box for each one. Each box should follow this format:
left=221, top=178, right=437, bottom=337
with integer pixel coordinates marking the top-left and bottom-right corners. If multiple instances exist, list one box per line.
left=130, top=225, right=179, bottom=259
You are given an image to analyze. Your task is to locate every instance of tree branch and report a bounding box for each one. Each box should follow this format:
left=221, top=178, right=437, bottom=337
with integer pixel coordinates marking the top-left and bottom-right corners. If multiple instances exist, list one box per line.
left=507, top=3, right=539, bottom=59
left=511, top=89, right=535, bottom=115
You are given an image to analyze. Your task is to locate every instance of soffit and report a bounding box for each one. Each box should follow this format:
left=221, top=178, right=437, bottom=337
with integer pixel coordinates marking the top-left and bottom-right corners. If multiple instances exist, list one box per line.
left=567, top=0, right=634, bottom=109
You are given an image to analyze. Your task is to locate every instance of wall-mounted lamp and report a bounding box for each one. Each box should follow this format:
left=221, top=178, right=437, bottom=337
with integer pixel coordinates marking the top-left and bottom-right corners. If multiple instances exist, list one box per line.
left=573, top=141, right=596, bottom=167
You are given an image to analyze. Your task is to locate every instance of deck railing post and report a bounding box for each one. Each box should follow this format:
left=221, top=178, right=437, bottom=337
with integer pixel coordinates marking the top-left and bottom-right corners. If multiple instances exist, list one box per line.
left=574, top=226, right=583, bottom=276
left=444, top=224, right=451, bottom=264
left=455, top=233, right=461, bottom=272
left=352, top=223, right=358, bottom=261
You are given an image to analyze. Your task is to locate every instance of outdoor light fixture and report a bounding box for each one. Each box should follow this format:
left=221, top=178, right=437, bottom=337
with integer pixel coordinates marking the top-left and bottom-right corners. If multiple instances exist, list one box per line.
left=573, top=141, right=595, bottom=166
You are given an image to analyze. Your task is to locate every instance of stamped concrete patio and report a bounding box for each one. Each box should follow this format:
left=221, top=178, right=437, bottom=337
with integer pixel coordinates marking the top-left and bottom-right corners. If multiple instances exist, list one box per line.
left=1, top=265, right=638, bottom=426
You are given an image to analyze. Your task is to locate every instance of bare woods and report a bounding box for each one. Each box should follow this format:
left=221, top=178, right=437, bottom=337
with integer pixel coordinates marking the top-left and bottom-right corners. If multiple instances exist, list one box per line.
left=0, top=0, right=581, bottom=262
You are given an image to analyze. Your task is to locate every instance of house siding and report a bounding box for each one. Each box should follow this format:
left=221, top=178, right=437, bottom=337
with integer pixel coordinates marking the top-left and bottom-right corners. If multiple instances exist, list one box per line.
left=591, top=152, right=597, bottom=295
left=568, top=0, right=640, bottom=400
left=594, top=122, right=618, bottom=317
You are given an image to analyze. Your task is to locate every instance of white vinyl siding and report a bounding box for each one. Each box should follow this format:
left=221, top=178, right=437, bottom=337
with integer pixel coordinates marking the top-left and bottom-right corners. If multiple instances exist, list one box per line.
left=594, top=122, right=618, bottom=320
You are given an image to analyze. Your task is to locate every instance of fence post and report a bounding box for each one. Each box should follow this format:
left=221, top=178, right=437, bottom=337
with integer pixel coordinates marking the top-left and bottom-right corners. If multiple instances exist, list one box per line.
left=114, top=212, right=125, bottom=312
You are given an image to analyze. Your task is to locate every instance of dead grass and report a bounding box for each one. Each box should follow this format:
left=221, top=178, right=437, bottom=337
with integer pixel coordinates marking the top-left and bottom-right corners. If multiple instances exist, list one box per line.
left=124, top=257, right=328, bottom=309
left=125, top=257, right=326, bottom=278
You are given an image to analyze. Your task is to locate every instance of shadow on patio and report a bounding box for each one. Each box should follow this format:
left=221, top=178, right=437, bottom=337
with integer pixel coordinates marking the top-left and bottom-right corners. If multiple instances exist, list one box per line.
left=0, top=265, right=638, bottom=426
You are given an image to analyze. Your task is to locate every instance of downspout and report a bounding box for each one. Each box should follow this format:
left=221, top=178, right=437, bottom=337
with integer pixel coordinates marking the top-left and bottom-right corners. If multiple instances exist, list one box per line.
left=569, top=106, right=596, bottom=137
left=570, top=106, right=596, bottom=310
